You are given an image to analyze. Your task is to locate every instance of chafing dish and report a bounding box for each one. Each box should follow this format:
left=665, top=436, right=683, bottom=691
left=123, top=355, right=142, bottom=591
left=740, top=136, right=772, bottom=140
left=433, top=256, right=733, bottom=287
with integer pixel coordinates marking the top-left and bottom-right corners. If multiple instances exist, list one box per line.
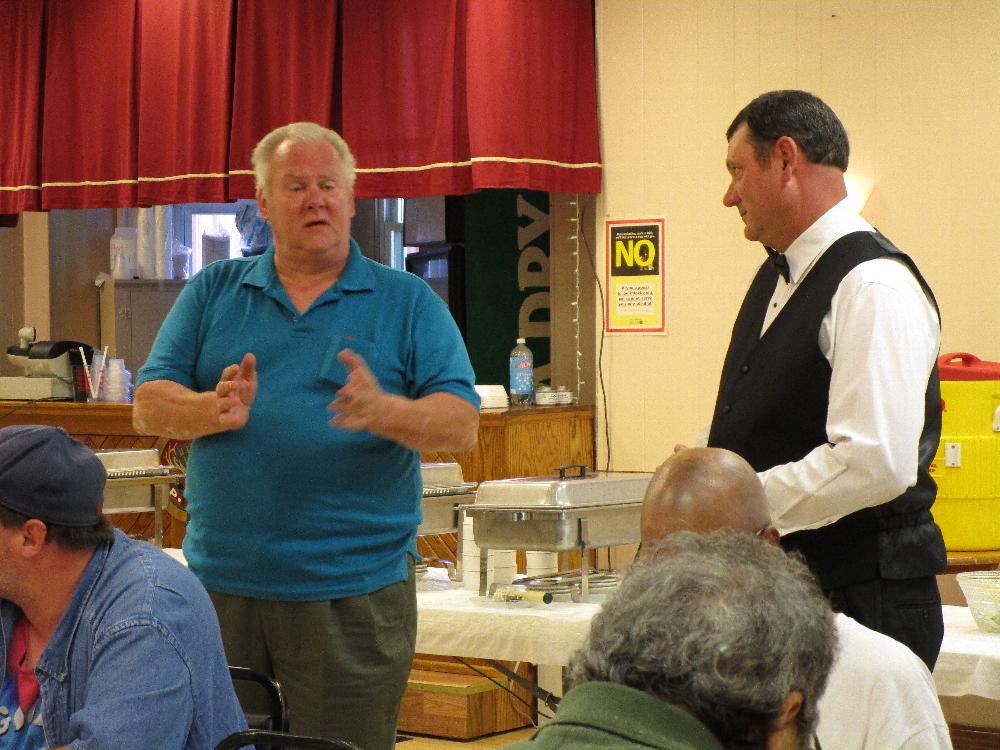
left=462, top=464, right=651, bottom=597
left=95, top=449, right=185, bottom=547
left=418, top=461, right=476, bottom=535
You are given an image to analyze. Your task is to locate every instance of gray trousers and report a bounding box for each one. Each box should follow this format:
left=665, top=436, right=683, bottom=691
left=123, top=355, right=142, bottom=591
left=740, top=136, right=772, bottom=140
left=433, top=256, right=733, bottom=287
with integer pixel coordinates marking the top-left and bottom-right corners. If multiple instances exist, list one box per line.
left=209, top=557, right=416, bottom=750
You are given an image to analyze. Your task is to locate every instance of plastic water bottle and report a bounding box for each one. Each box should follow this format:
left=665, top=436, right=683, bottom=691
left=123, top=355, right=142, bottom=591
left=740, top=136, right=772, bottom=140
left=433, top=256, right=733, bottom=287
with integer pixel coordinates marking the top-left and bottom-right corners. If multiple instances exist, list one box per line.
left=509, top=338, right=534, bottom=407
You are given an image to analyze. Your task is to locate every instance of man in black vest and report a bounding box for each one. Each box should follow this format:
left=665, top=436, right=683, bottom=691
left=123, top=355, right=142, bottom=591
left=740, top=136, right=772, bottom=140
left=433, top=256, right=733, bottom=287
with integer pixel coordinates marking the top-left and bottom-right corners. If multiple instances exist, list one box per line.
left=708, top=90, right=946, bottom=669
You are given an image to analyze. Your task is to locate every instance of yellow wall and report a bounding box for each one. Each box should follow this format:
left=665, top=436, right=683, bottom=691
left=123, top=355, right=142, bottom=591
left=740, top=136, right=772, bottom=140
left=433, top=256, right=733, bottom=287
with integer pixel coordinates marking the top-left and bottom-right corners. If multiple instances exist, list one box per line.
left=592, top=0, right=1000, bottom=470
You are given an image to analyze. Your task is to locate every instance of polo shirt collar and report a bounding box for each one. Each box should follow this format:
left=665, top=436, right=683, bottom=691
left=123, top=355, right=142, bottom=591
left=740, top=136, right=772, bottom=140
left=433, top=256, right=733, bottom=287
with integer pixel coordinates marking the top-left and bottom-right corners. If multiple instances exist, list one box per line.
left=243, top=238, right=375, bottom=297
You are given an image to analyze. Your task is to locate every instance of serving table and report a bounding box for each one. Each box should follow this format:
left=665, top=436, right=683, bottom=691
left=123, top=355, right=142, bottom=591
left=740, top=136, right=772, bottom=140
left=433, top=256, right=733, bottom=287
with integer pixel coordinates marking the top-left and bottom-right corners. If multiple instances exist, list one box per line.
left=414, top=569, right=1000, bottom=706
left=935, top=605, right=1000, bottom=701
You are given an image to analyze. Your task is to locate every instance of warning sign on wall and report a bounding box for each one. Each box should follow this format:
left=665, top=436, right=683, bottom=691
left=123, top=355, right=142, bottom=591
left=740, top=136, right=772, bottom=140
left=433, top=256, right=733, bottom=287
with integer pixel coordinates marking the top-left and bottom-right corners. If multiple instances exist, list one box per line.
left=604, top=219, right=665, bottom=333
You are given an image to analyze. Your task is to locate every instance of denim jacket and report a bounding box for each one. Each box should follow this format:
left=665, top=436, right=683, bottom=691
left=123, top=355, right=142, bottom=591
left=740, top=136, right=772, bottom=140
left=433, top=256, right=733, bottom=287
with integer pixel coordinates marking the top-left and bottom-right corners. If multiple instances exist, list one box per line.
left=0, top=529, right=247, bottom=749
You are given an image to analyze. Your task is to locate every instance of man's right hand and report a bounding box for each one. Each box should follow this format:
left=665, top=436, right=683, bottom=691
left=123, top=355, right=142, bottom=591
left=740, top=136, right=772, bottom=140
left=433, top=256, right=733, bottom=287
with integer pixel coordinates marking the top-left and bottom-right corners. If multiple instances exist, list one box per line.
left=216, top=353, right=257, bottom=430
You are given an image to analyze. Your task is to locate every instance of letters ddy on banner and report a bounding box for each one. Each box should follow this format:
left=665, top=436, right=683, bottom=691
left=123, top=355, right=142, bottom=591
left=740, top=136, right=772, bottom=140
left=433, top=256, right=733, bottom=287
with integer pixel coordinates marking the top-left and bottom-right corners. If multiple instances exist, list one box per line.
left=605, top=219, right=665, bottom=333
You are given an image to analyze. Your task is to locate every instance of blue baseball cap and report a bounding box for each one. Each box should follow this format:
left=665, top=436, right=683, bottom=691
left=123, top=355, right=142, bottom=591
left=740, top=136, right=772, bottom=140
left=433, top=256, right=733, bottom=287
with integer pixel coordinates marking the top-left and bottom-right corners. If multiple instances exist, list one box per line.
left=0, top=425, right=106, bottom=526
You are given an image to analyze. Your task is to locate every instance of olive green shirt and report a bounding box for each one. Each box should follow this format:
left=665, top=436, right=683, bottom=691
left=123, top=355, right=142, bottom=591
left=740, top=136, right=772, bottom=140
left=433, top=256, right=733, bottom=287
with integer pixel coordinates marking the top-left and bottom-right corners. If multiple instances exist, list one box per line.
left=505, top=681, right=724, bottom=749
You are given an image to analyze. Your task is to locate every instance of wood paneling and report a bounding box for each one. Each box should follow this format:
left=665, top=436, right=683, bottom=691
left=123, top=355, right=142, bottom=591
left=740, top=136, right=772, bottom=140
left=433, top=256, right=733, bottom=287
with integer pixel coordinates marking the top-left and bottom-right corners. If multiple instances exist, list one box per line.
left=422, top=404, right=595, bottom=482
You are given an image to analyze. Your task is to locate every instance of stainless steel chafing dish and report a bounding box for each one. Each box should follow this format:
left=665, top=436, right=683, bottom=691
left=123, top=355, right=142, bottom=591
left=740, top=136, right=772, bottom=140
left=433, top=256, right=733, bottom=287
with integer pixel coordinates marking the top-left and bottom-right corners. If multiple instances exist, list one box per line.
left=462, top=464, right=651, bottom=597
left=95, top=449, right=185, bottom=547
left=418, top=462, right=476, bottom=535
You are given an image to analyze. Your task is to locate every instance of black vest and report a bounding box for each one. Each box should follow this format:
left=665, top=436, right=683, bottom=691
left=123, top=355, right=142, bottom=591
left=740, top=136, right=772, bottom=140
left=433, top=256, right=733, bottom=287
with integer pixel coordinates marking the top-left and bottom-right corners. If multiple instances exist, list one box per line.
left=708, top=231, right=947, bottom=590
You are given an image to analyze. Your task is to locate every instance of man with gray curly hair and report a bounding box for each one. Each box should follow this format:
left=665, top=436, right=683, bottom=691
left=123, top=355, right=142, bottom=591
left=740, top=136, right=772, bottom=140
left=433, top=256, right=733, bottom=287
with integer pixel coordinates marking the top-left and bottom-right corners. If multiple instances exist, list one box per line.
left=507, top=530, right=836, bottom=750
left=641, top=447, right=952, bottom=750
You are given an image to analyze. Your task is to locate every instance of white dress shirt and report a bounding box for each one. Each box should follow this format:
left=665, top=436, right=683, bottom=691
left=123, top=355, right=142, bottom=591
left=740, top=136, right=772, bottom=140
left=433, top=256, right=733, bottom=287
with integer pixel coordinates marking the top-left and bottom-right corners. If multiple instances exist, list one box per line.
left=757, top=198, right=941, bottom=535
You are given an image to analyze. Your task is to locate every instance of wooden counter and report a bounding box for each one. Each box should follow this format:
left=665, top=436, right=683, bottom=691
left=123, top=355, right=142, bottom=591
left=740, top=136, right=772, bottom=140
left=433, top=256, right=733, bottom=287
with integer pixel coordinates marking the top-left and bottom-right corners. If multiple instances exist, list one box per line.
left=0, top=400, right=143, bottom=443
left=946, top=549, right=1000, bottom=574
left=0, top=401, right=596, bottom=556
left=422, top=403, right=595, bottom=482
left=0, top=401, right=595, bottom=479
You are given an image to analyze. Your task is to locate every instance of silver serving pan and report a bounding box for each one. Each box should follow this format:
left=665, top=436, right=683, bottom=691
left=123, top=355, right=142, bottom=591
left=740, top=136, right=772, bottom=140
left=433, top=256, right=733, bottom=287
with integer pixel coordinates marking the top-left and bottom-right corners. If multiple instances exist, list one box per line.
left=421, top=462, right=466, bottom=488
left=463, top=465, right=650, bottom=551
left=94, top=449, right=185, bottom=547
left=473, top=465, right=651, bottom=508
left=464, top=502, right=643, bottom=552
left=95, top=448, right=162, bottom=473
left=462, top=466, right=650, bottom=597
left=96, top=449, right=168, bottom=513
left=418, top=462, right=476, bottom=535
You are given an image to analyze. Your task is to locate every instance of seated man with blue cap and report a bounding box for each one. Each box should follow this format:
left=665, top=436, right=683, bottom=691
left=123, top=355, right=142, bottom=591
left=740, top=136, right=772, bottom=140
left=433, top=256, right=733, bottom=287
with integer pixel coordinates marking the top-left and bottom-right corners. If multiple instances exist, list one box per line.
left=0, top=425, right=246, bottom=749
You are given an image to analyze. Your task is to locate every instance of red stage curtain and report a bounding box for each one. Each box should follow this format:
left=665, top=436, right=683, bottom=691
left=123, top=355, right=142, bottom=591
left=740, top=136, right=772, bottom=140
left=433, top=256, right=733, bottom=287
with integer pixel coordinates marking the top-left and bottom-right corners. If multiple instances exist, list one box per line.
left=40, top=0, right=138, bottom=209
left=341, top=0, right=470, bottom=197
left=0, top=0, right=44, bottom=213
left=0, top=0, right=600, bottom=210
left=342, top=0, right=601, bottom=198
left=136, top=0, right=234, bottom=205
left=464, top=0, right=601, bottom=194
left=228, top=0, right=339, bottom=199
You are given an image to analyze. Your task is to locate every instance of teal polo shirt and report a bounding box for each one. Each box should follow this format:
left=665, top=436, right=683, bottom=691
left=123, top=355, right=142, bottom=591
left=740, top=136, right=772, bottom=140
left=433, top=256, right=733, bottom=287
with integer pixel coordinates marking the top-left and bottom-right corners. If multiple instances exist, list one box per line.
left=138, top=240, right=479, bottom=600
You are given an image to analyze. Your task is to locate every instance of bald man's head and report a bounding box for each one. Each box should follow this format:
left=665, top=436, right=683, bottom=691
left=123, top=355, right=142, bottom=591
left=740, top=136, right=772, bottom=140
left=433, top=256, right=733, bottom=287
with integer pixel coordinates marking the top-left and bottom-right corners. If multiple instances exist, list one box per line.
left=640, top=448, right=776, bottom=555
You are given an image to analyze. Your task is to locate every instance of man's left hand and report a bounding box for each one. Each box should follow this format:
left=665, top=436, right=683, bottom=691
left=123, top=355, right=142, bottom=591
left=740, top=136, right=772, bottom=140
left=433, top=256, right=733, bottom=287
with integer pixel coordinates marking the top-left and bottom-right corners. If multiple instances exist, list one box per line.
left=327, top=348, right=386, bottom=432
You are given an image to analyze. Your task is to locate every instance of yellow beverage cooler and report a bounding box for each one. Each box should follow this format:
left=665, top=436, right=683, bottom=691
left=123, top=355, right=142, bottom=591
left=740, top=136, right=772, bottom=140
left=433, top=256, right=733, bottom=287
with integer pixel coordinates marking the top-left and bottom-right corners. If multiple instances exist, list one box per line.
left=929, top=352, right=1000, bottom=550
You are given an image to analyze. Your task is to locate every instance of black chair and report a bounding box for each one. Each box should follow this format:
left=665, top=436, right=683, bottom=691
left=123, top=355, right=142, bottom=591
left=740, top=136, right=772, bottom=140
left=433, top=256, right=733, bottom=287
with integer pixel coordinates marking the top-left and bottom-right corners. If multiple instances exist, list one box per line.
left=215, top=730, right=361, bottom=750
left=228, top=665, right=290, bottom=734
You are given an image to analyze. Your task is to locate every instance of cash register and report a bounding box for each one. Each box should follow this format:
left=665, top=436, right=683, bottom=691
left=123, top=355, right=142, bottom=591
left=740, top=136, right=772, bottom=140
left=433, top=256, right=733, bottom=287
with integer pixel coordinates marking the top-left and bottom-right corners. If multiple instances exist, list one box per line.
left=0, top=326, right=91, bottom=400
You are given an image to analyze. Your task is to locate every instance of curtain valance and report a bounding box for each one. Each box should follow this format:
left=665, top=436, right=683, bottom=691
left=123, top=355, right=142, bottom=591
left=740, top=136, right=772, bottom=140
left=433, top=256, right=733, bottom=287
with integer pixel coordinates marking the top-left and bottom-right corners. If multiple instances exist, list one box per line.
left=0, top=0, right=601, bottom=212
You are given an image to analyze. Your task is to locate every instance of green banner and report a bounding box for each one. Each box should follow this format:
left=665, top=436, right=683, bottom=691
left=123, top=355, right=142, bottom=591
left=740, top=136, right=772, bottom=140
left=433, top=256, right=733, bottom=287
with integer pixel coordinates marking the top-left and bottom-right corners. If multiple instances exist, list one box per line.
left=464, top=189, right=550, bottom=388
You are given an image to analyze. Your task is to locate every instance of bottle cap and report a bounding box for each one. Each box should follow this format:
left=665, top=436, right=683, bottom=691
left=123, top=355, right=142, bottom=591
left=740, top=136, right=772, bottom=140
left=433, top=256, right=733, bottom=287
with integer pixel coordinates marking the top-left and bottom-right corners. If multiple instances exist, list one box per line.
left=516, top=338, right=525, bottom=344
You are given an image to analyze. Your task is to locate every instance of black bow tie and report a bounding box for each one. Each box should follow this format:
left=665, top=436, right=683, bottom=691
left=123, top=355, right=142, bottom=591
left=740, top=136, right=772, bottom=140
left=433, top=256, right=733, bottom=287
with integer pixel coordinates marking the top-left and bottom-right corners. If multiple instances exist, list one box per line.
left=765, top=247, right=790, bottom=283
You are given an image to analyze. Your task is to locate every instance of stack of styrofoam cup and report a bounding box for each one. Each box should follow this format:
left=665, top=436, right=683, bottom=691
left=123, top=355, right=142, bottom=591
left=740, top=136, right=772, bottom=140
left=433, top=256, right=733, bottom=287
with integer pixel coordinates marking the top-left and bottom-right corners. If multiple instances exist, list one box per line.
left=462, top=516, right=484, bottom=592
left=462, top=516, right=516, bottom=592
left=101, top=358, right=133, bottom=403
left=491, top=549, right=517, bottom=587
left=525, top=551, right=559, bottom=578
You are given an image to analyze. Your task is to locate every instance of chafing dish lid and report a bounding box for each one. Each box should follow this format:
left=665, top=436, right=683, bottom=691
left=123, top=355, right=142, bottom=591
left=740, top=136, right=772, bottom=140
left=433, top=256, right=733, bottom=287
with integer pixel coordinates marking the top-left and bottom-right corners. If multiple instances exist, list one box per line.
left=474, top=465, right=652, bottom=508
left=420, top=462, right=465, bottom=487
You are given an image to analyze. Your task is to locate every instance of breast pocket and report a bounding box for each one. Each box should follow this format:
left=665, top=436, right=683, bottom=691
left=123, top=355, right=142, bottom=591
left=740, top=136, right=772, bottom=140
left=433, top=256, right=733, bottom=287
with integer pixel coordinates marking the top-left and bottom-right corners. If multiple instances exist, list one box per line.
left=318, top=337, right=378, bottom=389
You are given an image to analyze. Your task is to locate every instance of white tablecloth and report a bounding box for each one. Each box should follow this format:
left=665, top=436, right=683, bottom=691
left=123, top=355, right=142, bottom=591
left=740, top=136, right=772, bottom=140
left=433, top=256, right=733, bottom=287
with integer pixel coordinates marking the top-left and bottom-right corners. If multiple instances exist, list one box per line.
left=416, top=570, right=1000, bottom=701
left=936, top=605, right=1000, bottom=700
left=415, top=569, right=600, bottom=665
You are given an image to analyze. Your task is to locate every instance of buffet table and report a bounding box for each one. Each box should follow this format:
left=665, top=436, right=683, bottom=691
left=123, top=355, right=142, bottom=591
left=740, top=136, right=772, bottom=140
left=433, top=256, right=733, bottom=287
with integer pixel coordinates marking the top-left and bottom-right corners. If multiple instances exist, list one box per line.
left=416, top=569, right=600, bottom=666
left=415, top=569, right=1000, bottom=702
left=936, top=605, right=1000, bottom=701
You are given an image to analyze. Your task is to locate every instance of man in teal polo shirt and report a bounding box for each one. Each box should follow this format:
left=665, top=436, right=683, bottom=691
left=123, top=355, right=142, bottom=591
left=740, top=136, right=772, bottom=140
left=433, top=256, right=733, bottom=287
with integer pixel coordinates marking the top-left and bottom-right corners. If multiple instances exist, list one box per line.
left=133, top=122, right=480, bottom=749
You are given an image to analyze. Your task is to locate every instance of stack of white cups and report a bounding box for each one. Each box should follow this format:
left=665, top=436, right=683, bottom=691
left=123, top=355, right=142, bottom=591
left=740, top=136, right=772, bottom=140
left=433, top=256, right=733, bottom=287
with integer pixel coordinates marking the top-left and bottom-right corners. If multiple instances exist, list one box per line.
left=462, top=516, right=516, bottom=593
left=525, top=551, right=559, bottom=578
left=101, top=358, right=133, bottom=403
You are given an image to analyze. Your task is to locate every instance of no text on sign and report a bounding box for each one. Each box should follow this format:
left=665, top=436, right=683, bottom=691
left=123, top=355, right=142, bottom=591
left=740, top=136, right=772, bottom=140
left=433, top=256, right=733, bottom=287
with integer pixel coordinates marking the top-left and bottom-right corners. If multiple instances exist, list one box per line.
left=605, top=219, right=666, bottom=333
